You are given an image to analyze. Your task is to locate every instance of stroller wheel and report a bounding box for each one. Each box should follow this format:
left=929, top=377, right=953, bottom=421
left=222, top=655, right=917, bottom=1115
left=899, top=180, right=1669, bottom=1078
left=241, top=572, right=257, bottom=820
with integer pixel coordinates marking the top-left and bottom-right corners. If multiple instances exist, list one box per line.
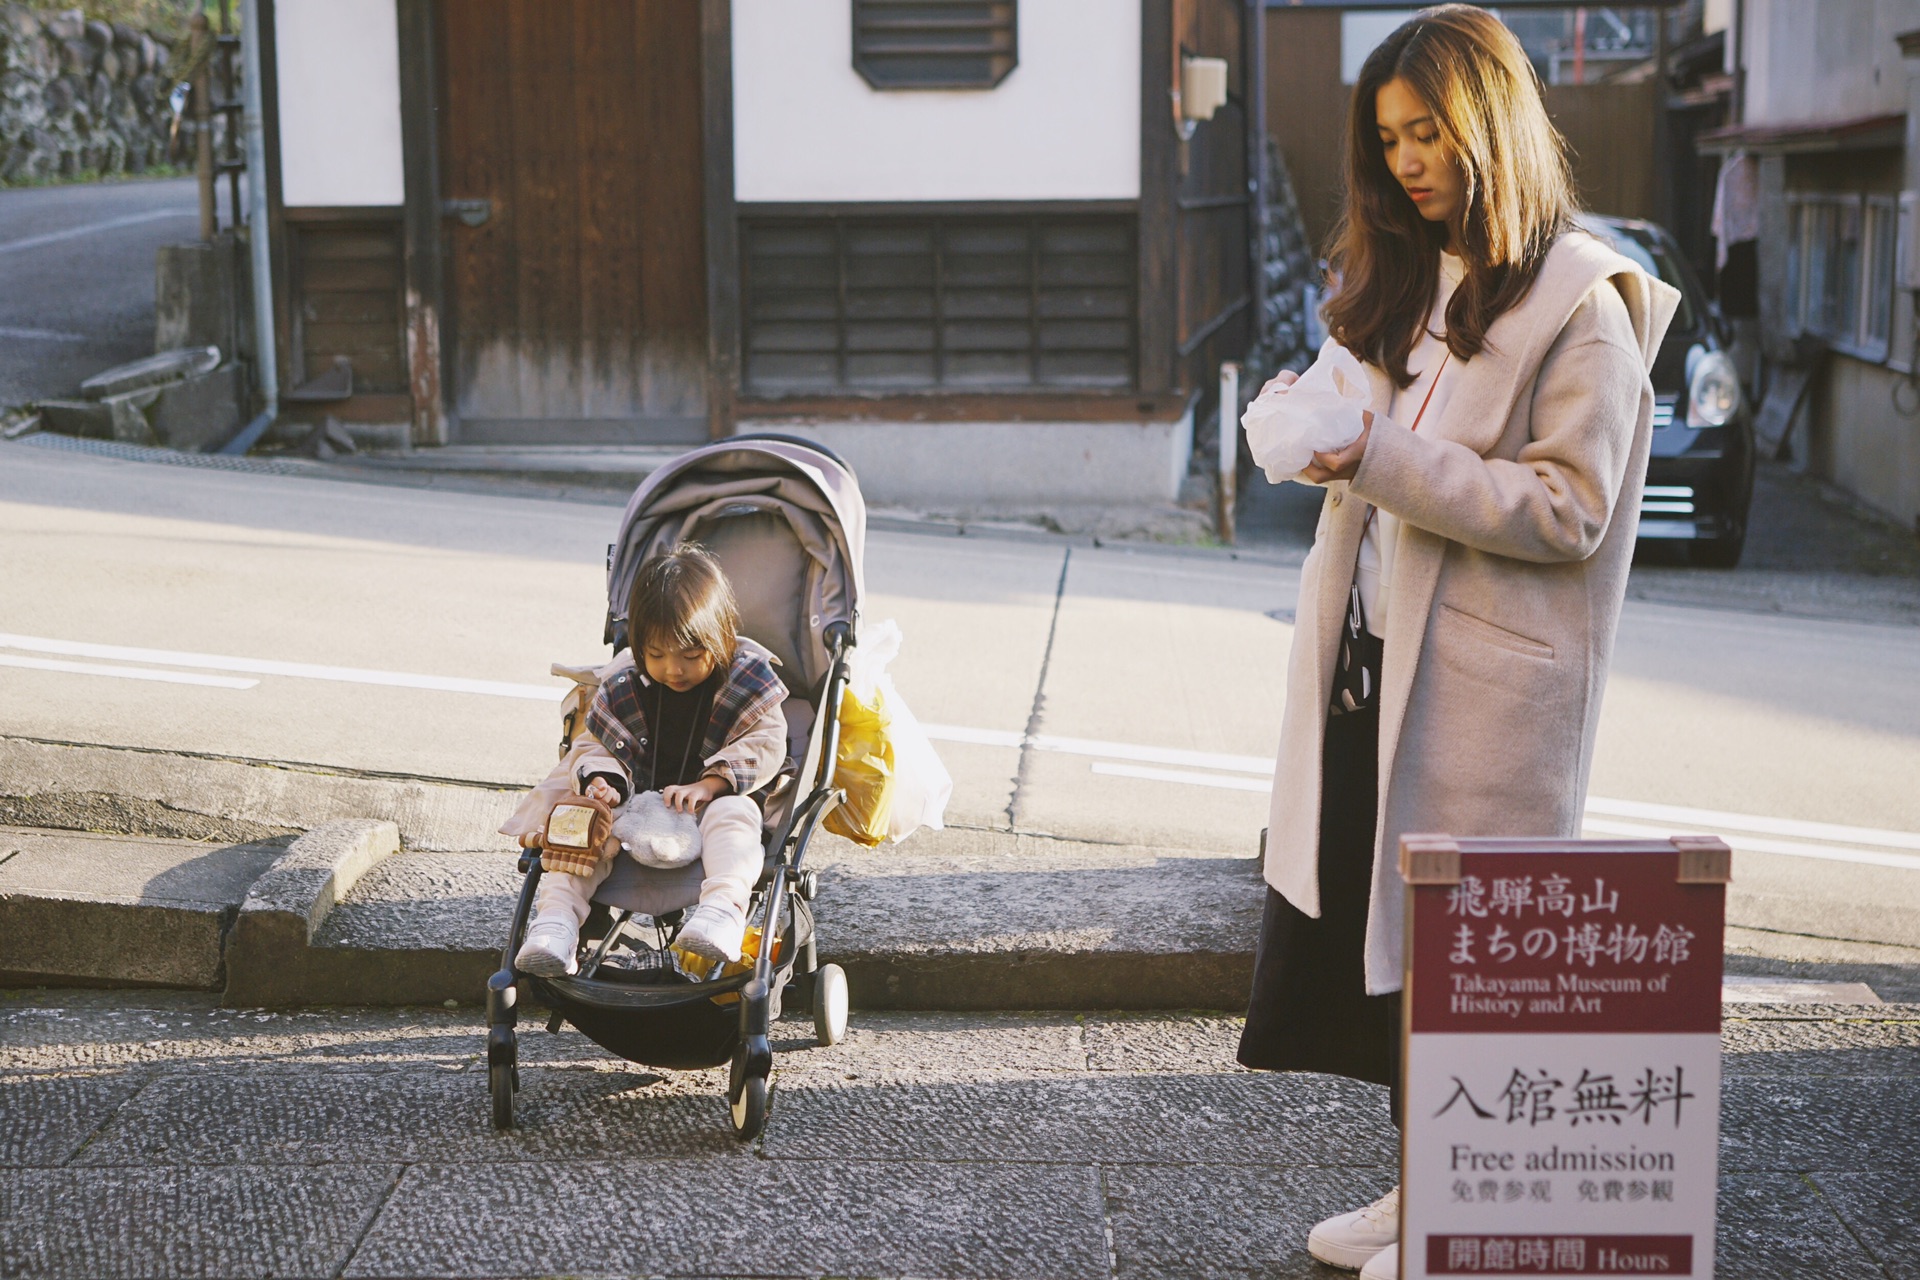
left=489, top=1061, right=515, bottom=1130
left=813, top=963, right=849, bottom=1047
left=488, top=1024, right=517, bottom=1131
left=729, top=1074, right=768, bottom=1141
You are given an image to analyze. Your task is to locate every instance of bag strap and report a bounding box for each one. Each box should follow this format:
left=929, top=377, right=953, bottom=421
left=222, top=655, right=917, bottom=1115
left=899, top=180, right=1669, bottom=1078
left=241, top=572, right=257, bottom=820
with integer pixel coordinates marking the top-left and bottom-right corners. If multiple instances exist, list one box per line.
left=1361, top=348, right=1451, bottom=535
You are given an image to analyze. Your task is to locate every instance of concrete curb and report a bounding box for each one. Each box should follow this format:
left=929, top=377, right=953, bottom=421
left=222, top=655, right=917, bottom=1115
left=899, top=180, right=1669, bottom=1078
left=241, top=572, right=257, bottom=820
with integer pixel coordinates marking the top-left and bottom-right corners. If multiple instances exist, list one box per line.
left=223, top=820, right=400, bottom=1006
left=0, top=736, right=520, bottom=852
left=0, top=898, right=235, bottom=991
left=0, top=827, right=290, bottom=992
left=840, top=950, right=1253, bottom=1012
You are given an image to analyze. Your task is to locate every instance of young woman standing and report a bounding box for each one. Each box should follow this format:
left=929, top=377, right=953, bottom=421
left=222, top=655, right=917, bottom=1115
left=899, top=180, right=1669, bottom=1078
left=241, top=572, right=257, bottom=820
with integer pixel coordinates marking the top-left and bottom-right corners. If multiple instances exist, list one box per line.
left=1235, top=8, right=1679, bottom=1278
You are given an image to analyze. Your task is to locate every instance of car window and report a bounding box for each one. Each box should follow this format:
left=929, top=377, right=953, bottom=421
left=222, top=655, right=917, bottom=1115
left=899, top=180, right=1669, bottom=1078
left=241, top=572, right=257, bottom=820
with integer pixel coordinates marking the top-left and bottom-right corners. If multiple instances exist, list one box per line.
left=1590, top=224, right=1699, bottom=333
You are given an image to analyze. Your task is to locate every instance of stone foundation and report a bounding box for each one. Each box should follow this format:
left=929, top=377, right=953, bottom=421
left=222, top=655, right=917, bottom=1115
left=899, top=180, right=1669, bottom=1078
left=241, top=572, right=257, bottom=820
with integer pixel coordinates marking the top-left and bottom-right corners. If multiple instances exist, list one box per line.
left=0, top=5, right=181, bottom=183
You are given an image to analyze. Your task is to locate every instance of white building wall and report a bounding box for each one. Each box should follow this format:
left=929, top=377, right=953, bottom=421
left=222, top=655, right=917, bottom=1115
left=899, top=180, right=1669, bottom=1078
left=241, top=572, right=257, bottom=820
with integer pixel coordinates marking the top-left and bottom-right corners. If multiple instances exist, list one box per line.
left=732, top=0, right=1140, bottom=202
left=1742, top=0, right=1920, bottom=124
left=275, top=0, right=405, bottom=207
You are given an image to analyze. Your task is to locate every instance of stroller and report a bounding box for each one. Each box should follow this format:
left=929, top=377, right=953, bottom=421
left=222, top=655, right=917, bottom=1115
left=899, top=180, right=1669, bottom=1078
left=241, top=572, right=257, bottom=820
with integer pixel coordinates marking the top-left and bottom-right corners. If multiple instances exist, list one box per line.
left=486, top=436, right=865, bottom=1141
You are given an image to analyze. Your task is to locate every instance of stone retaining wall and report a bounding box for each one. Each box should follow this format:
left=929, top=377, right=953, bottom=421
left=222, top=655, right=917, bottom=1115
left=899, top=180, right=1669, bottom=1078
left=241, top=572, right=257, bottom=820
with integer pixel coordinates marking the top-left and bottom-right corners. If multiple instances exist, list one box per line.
left=0, top=4, right=180, bottom=182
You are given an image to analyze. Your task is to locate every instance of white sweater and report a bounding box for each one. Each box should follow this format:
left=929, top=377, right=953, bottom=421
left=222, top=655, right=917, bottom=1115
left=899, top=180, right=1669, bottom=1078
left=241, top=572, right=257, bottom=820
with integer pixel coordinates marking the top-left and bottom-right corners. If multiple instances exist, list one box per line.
left=1354, top=252, right=1464, bottom=637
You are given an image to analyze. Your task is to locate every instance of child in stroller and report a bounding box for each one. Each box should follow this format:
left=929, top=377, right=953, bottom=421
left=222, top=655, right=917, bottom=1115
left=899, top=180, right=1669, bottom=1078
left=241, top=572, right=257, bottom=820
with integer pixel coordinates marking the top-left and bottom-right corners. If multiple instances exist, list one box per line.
left=505, top=543, right=787, bottom=974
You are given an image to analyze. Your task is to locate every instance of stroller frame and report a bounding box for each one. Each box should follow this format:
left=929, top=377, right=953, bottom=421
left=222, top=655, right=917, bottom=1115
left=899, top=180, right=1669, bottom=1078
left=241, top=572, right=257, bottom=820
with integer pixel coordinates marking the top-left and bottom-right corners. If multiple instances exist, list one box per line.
left=486, top=436, right=867, bottom=1141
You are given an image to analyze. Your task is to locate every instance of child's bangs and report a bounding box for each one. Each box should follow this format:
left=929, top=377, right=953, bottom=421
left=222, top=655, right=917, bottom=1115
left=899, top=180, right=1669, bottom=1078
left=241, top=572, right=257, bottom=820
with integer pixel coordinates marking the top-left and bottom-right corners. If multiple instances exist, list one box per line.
left=628, top=544, right=740, bottom=664
left=643, top=604, right=728, bottom=660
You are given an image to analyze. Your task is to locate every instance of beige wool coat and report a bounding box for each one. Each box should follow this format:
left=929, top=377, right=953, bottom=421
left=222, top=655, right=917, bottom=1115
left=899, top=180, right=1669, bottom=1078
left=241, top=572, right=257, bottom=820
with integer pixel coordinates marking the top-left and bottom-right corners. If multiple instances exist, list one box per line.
left=1263, top=230, right=1681, bottom=994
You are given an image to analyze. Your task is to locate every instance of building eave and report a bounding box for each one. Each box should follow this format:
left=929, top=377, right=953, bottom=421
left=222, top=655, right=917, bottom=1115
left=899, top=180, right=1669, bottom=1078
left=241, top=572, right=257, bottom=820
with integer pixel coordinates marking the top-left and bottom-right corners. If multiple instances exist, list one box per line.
left=1697, top=112, right=1905, bottom=156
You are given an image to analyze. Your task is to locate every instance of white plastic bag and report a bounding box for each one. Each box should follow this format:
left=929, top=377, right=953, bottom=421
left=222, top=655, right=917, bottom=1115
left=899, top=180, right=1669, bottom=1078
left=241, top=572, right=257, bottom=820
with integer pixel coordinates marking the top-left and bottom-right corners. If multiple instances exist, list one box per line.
left=1239, top=338, right=1372, bottom=483
left=609, top=791, right=702, bottom=869
left=843, top=619, right=951, bottom=844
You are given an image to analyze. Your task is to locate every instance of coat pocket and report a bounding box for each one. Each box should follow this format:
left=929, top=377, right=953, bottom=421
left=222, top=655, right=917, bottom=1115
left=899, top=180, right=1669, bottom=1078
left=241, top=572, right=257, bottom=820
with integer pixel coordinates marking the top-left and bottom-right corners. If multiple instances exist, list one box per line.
left=1437, top=604, right=1555, bottom=661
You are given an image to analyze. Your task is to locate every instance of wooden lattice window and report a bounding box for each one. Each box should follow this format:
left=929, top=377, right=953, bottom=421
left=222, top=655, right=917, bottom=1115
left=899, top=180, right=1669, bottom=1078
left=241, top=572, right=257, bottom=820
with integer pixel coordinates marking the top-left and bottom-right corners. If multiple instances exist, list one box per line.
left=741, top=212, right=1136, bottom=393
left=852, top=0, right=1017, bottom=90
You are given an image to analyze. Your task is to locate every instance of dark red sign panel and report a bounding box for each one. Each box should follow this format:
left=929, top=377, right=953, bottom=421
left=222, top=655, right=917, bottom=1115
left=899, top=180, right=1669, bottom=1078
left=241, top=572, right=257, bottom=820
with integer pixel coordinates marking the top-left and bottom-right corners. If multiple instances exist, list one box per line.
left=1426, top=1234, right=1693, bottom=1274
left=1410, top=851, right=1724, bottom=1035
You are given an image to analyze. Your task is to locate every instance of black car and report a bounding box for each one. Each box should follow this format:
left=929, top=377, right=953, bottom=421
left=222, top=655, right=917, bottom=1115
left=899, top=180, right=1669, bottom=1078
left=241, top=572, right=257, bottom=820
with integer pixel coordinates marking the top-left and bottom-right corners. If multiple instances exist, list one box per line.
left=1583, top=214, right=1755, bottom=568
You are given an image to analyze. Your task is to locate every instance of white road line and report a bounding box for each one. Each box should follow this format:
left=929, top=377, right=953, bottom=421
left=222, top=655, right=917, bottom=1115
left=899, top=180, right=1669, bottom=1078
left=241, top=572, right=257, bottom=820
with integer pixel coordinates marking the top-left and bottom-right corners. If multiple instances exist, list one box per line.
left=1091, top=761, right=1271, bottom=793
left=0, top=326, right=87, bottom=343
left=1582, top=817, right=1920, bottom=873
left=0, top=633, right=561, bottom=701
left=923, top=723, right=1022, bottom=749
left=923, top=725, right=1273, bottom=774
left=0, top=653, right=256, bottom=690
left=1585, top=795, right=1920, bottom=854
left=3, top=630, right=1915, bottom=867
left=1035, top=732, right=1273, bottom=775
left=0, top=208, right=198, bottom=256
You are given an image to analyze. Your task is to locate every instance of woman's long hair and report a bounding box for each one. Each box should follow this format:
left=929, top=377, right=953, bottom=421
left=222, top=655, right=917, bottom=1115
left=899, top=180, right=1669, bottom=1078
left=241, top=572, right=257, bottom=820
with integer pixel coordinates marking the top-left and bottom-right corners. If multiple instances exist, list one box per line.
left=1322, top=4, right=1578, bottom=387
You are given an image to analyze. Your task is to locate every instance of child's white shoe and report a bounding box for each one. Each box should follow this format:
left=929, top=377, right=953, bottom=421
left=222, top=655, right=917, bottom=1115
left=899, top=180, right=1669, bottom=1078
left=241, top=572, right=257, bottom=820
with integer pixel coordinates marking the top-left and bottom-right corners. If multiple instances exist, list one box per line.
left=673, top=901, right=748, bottom=964
left=515, top=914, right=581, bottom=977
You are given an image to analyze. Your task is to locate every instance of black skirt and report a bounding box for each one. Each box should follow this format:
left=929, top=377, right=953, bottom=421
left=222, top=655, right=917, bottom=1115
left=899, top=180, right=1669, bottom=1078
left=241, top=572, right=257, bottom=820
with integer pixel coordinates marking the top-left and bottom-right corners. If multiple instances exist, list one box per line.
left=1237, top=701, right=1402, bottom=1117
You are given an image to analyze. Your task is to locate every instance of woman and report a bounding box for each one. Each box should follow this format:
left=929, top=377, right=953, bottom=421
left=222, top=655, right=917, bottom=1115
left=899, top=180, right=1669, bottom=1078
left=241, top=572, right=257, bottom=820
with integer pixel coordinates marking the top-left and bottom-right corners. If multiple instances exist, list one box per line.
left=1235, top=8, right=1677, bottom=1279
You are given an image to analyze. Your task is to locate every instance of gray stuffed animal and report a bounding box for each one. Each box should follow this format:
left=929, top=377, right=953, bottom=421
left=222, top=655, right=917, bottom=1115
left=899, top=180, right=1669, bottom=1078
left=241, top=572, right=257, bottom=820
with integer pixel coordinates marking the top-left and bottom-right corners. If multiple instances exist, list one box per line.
left=609, top=791, right=703, bottom=869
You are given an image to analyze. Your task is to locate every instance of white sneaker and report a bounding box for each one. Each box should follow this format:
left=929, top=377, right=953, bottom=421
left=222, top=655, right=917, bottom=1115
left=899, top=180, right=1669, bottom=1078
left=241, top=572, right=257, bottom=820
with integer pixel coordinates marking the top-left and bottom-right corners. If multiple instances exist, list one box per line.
left=514, top=915, right=580, bottom=977
left=673, top=901, right=748, bottom=964
left=1358, top=1246, right=1398, bottom=1280
left=1308, top=1185, right=1400, bottom=1270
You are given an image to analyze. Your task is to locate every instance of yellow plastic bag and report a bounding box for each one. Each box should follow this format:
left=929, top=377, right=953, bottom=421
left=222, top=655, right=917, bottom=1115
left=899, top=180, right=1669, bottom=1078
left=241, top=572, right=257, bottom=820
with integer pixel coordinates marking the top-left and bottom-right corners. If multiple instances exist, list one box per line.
left=822, top=681, right=895, bottom=846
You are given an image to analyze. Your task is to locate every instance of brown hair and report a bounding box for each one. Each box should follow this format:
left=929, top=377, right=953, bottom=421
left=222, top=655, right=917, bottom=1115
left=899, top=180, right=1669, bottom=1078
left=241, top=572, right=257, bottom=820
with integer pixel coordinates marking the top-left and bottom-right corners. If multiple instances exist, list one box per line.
left=627, top=543, right=739, bottom=668
left=1322, top=4, right=1579, bottom=387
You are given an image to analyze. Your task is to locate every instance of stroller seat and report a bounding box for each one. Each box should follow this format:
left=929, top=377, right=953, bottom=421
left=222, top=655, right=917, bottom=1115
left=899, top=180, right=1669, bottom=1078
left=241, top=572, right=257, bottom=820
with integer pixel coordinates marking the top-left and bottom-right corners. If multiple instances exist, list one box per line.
left=594, top=856, right=705, bottom=919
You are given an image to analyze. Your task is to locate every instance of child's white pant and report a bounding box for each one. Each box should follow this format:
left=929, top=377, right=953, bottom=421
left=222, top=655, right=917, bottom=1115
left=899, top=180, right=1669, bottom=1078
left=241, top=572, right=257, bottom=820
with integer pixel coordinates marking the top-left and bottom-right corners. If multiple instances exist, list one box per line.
left=531, top=794, right=763, bottom=925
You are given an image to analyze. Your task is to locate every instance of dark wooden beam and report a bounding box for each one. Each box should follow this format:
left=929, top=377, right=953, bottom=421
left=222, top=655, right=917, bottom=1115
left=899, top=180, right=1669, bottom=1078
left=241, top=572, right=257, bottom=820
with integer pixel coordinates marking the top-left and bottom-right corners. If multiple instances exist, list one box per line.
left=737, top=390, right=1192, bottom=424
left=739, top=199, right=1138, bottom=219
left=397, top=0, right=447, bottom=445
left=1138, top=0, right=1178, bottom=396
left=282, top=205, right=406, bottom=223
left=702, top=0, right=738, bottom=441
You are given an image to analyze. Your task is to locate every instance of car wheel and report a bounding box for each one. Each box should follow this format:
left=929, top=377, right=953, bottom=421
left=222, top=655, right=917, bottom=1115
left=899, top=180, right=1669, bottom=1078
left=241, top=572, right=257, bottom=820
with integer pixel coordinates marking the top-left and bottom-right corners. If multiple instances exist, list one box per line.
left=1688, top=530, right=1745, bottom=569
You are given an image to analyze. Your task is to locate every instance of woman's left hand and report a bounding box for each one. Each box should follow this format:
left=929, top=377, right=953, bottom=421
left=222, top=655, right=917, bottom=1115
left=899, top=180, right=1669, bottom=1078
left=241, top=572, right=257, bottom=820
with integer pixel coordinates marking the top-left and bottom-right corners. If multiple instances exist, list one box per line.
left=1301, top=412, right=1373, bottom=483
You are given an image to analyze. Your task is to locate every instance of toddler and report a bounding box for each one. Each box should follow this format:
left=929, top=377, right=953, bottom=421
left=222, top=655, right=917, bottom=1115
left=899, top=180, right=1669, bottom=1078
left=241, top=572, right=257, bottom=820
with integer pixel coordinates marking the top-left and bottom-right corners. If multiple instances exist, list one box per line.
left=506, top=543, right=788, bottom=976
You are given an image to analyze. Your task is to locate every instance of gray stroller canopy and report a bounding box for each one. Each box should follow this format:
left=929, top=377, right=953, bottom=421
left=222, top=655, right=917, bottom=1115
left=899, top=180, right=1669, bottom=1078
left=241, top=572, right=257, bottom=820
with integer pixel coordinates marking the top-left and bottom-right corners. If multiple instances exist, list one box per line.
left=606, top=438, right=867, bottom=695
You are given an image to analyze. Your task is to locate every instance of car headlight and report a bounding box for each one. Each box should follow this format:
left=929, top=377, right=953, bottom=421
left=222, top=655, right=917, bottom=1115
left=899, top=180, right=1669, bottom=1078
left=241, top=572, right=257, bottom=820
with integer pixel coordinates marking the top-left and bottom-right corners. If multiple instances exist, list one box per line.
left=1688, top=349, right=1741, bottom=427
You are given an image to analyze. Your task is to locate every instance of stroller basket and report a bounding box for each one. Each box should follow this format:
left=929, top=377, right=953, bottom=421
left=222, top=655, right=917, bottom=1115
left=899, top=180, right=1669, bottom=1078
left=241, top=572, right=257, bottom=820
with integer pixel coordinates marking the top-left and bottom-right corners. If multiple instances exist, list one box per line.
left=526, top=908, right=804, bottom=1072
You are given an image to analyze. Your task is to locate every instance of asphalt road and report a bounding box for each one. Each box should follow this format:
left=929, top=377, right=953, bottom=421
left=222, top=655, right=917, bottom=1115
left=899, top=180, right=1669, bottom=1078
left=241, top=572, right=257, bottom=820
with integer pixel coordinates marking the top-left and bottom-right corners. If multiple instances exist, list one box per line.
left=0, top=177, right=202, bottom=408
left=0, top=439, right=1916, bottom=965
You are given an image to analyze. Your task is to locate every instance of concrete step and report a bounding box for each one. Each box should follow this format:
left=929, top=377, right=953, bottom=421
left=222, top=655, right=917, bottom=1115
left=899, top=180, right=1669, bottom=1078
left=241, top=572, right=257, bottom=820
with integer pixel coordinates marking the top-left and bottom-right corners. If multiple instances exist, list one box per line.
left=8, top=813, right=1913, bottom=1009
left=230, top=821, right=1268, bottom=1009
left=336, top=444, right=683, bottom=490
left=0, top=825, right=290, bottom=989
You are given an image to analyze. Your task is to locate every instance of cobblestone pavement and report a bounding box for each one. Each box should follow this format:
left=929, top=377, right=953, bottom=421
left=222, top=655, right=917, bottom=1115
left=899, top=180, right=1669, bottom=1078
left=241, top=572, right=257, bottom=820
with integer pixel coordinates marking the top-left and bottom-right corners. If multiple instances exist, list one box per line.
left=2, top=991, right=1916, bottom=1279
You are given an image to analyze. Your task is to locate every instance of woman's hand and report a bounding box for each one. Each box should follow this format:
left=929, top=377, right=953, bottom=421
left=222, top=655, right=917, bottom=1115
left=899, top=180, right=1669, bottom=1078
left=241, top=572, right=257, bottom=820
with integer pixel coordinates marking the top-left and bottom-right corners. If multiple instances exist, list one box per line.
left=662, top=775, right=729, bottom=815
left=1258, top=369, right=1300, bottom=398
left=582, top=777, right=621, bottom=807
left=1301, top=412, right=1373, bottom=483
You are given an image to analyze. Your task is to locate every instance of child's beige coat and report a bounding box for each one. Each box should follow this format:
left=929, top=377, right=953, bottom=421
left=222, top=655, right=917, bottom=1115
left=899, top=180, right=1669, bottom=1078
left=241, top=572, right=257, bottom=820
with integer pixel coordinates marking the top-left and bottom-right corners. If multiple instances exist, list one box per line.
left=501, top=637, right=789, bottom=849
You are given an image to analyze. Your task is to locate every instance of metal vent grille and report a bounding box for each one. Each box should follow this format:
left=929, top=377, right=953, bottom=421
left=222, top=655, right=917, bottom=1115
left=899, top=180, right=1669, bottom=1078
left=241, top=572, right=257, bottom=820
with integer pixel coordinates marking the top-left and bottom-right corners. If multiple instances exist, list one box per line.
left=852, top=0, right=1017, bottom=90
left=741, top=213, right=1136, bottom=394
